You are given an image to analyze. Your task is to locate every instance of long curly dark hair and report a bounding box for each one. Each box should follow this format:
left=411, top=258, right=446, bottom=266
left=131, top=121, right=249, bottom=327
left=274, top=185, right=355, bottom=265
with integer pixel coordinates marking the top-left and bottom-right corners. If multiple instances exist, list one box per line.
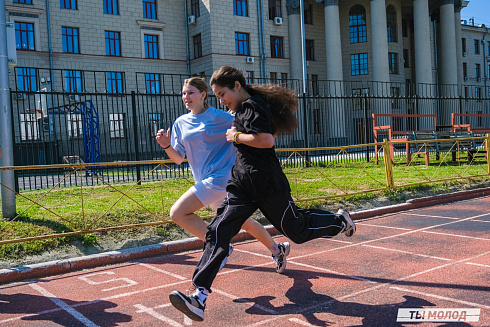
left=210, top=66, right=298, bottom=135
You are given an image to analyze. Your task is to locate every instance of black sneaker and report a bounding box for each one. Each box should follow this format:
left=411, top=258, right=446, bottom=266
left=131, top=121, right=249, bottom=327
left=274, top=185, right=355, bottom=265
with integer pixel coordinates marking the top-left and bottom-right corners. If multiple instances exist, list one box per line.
left=272, top=242, right=290, bottom=274
left=337, top=209, right=356, bottom=237
left=218, top=244, right=234, bottom=271
left=169, top=290, right=205, bottom=321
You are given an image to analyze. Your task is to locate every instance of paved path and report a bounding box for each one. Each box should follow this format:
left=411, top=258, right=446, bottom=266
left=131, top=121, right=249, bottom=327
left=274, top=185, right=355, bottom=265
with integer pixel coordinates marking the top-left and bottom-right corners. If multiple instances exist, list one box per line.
left=1, top=195, right=489, bottom=326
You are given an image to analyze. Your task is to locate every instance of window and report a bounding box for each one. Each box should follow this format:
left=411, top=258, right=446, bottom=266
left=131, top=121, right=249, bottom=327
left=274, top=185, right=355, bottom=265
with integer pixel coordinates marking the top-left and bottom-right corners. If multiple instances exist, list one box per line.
left=349, top=5, right=367, bottom=43
left=193, top=34, right=202, bottom=58
left=304, top=2, right=313, bottom=25
left=462, top=38, right=466, bottom=55
left=144, top=34, right=159, bottom=59
left=312, top=108, right=320, bottom=134
left=488, top=41, right=490, bottom=56
left=475, top=87, right=481, bottom=101
left=149, top=113, right=161, bottom=137
left=311, top=74, right=319, bottom=96
left=403, top=49, right=409, bottom=68
left=351, top=53, right=368, bottom=75
left=15, top=22, right=35, bottom=50
left=20, top=113, right=40, bottom=141
left=105, top=31, right=121, bottom=56
left=109, top=113, right=125, bottom=138
left=14, top=0, right=33, bottom=4
left=60, top=0, right=77, bottom=9
left=389, top=52, right=398, bottom=74
left=474, top=39, right=480, bottom=54
left=104, top=0, right=118, bottom=15
left=246, top=71, right=254, bottom=84
left=475, top=63, right=481, bottom=79
left=305, top=39, right=314, bottom=61
left=463, top=62, right=467, bottom=78
left=143, top=0, right=156, bottom=19
left=146, top=73, right=160, bottom=94
left=234, top=0, right=248, bottom=17
left=352, top=88, right=369, bottom=110
left=107, top=72, right=124, bottom=94
left=17, top=67, right=37, bottom=91
left=386, top=5, right=397, bottom=42
left=280, top=73, right=288, bottom=87
left=270, top=72, right=277, bottom=84
left=235, top=32, right=250, bottom=55
left=391, top=87, right=401, bottom=109
left=270, top=36, right=284, bottom=58
left=62, top=27, right=79, bottom=53
left=268, top=0, right=281, bottom=20
left=64, top=70, right=82, bottom=92
left=67, top=114, right=83, bottom=139
left=402, top=19, right=407, bottom=37
left=191, top=0, right=200, bottom=17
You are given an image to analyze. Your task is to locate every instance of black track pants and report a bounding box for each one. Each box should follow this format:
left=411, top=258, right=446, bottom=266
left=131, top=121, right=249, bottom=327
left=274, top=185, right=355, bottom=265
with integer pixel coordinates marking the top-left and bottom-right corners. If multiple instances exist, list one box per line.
left=192, top=185, right=345, bottom=291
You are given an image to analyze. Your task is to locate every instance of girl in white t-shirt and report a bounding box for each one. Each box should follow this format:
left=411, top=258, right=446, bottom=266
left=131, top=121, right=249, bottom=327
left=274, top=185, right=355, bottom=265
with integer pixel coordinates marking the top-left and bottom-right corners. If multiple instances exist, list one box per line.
left=156, top=77, right=289, bottom=272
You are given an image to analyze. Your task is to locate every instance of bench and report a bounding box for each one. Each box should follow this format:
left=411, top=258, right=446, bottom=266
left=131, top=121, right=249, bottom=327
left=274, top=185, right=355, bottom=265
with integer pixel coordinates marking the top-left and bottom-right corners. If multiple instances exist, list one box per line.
left=406, top=131, right=478, bottom=165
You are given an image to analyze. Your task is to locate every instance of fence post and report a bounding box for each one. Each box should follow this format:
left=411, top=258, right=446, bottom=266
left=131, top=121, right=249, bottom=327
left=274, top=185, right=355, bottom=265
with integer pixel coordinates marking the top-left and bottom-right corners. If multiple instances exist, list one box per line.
left=363, top=95, right=369, bottom=162
left=383, top=138, right=394, bottom=190
left=131, top=91, right=141, bottom=185
left=487, top=133, right=490, bottom=176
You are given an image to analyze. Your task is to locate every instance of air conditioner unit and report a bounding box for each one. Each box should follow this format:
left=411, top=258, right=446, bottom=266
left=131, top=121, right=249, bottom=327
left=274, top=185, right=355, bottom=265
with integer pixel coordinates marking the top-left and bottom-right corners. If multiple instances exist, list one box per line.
left=16, top=93, right=26, bottom=100
left=187, top=15, right=196, bottom=25
left=246, top=56, right=254, bottom=63
left=68, top=94, right=80, bottom=102
left=464, top=76, right=469, bottom=81
left=273, top=17, right=283, bottom=25
left=463, top=51, right=467, bottom=57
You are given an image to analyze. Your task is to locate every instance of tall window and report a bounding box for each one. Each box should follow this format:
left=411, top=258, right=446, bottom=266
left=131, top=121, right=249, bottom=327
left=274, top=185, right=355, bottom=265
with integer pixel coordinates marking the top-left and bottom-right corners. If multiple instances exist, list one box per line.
left=311, top=74, right=319, bottom=96
left=14, top=0, right=33, bottom=4
left=20, top=113, right=40, bottom=141
left=270, top=36, right=284, bottom=58
left=143, top=0, right=156, bottom=19
left=105, top=31, right=121, bottom=56
left=351, top=53, right=368, bottom=75
left=487, top=41, right=490, bottom=56
left=234, top=0, right=248, bottom=16
left=462, top=38, right=466, bottom=55
left=280, top=73, right=288, bottom=87
left=148, top=113, right=161, bottom=137
left=191, top=0, right=200, bottom=17
left=474, top=39, right=480, bottom=54
left=246, top=71, right=254, bottom=84
left=304, top=2, right=313, bottom=24
left=67, top=114, right=83, bottom=139
left=60, top=0, right=77, bottom=9
left=62, top=27, right=79, bottom=53
left=305, top=39, right=314, bottom=61
left=146, top=73, right=160, bottom=94
left=349, top=5, right=367, bottom=43
left=109, top=113, right=125, bottom=138
left=402, top=19, right=408, bottom=37
left=389, top=52, right=398, bottom=74
left=107, top=72, right=124, bottom=94
left=270, top=72, right=277, bottom=84
left=268, top=0, right=281, bottom=19
left=104, top=0, right=118, bottom=14
left=17, top=67, right=37, bottom=91
left=64, top=70, right=82, bottom=92
left=193, top=34, right=202, bottom=58
left=235, top=32, right=250, bottom=55
left=403, top=49, right=409, bottom=68
left=144, top=34, right=159, bottom=59
left=15, top=22, right=35, bottom=50
left=386, top=5, right=397, bottom=42
left=475, top=64, right=481, bottom=79
left=463, top=62, right=467, bottom=78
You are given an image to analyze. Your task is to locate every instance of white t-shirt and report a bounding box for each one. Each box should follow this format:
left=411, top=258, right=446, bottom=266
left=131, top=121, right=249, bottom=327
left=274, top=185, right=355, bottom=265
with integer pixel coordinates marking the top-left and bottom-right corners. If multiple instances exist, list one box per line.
left=171, top=107, right=235, bottom=192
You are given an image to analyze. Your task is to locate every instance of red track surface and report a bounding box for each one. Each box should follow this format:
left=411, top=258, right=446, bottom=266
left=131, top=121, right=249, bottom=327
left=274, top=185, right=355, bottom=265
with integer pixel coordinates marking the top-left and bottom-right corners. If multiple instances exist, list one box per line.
left=1, top=195, right=489, bottom=326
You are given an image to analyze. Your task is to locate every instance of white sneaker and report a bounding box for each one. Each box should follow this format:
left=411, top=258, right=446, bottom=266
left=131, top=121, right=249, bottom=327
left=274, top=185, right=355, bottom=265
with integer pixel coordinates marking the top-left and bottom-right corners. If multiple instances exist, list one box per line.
left=337, top=209, right=356, bottom=237
left=169, top=290, right=205, bottom=321
left=218, top=244, right=234, bottom=271
left=272, top=242, right=290, bottom=274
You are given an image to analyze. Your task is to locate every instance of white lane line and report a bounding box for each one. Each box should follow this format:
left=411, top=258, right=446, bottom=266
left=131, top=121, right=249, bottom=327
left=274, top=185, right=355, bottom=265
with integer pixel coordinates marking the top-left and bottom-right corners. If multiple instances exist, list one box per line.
left=421, top=230, right=490, bottom=241
left=403, top=213, right=461, bottom=220
left=138, top=263, right=187, bottom=280
left=357, top=223, right=413, bottom=230
left=29, top=283, right=99, bottom=327
left=361, top=244, right=452, bottom=261
left=465, top=262, right=490, bottom=268
left=389, top=286, right=490, bottom=309
left=134, top=304, right=183, bottom=326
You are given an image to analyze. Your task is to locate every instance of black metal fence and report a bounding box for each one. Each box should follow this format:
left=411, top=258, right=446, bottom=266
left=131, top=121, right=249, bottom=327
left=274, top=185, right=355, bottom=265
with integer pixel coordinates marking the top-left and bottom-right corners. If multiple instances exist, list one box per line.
left=8, top=72, right=490, bottom=191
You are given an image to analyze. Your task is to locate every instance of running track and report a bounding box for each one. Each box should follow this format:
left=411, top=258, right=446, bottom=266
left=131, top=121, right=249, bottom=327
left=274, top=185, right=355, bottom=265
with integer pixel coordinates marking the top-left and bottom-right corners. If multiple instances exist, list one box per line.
left=1, top=195, right=489, bottom=326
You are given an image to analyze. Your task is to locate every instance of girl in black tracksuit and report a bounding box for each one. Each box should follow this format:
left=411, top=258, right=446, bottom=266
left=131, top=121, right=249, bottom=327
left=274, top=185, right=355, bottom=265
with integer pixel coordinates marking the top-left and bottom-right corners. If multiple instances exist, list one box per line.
left=169, top=66, right=356, bottom=321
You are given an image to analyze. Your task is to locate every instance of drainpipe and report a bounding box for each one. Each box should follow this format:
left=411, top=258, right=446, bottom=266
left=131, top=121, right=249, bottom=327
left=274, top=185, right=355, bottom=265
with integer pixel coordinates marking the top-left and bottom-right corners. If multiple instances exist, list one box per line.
left=184, top=1, right=190, bottom=75
left=45, top=0, right=53, bottom=87
left=257, top=0, right=266, bottom=79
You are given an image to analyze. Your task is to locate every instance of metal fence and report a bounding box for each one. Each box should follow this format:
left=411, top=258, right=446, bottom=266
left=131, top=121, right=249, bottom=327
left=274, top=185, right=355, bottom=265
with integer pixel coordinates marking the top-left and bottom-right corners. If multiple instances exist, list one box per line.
left=7, top=73, right=490, bottom=191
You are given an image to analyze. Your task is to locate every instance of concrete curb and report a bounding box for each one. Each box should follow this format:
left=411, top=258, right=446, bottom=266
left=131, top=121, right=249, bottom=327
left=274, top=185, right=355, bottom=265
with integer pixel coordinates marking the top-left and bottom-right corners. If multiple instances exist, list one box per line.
left=1, top=187, right=489, bottom=285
